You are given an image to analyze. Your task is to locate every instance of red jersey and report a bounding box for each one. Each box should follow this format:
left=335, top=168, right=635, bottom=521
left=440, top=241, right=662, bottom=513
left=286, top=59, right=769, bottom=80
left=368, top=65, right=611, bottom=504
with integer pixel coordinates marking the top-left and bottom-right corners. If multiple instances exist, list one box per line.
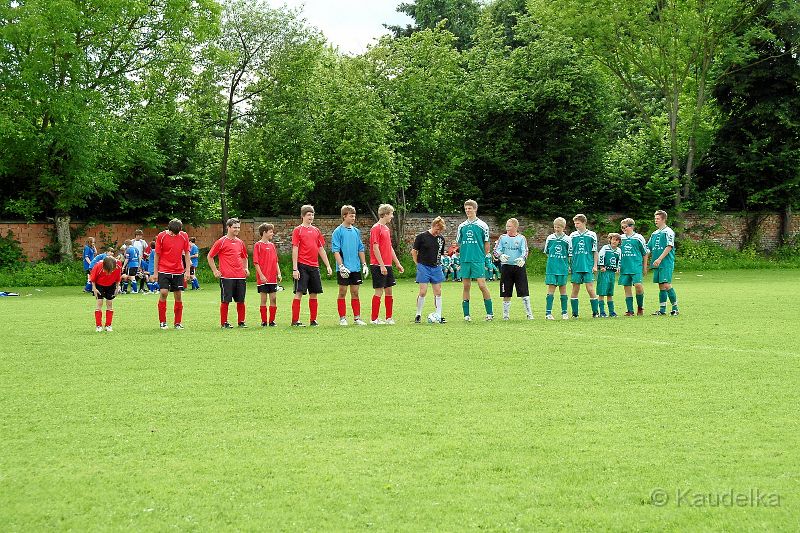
left=291, top=225, right=324, bottom=267
left=208, top=236, right=248, bottom=278
left=253, top=241, right=279, bottom=284
left=155, top=230, right=190, bottom=274
left=369, top=223, right=393, bottom=266
left=90, top=261, right=122, bottom=286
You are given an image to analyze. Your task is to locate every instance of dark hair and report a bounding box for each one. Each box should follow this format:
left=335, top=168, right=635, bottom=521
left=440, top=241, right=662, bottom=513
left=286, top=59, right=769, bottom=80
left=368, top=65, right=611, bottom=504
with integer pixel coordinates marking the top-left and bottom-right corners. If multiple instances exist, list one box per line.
left=190, top=237, right=196, bottom=243
left=258, top=223, right=274, bottom=236
left=102, top=256, right=116, bottom=272
left=168, top=218, right=182, bottom=234
left=226, top=218, right=240, bottom=228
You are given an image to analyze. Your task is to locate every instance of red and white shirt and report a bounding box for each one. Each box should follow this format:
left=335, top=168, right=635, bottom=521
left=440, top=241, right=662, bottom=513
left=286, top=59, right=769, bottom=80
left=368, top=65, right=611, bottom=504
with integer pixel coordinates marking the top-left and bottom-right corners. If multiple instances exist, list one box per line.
left=208, top=236, right=248, bottom=279
left=90, top=261, right=122, bottom=286
left=253, top=240, right=279, bottom=284
left=369, top=223, right=393, bottom=266
left=155, top=230, right=190, bottom=274
left=291, top=225, right=325, bottom=267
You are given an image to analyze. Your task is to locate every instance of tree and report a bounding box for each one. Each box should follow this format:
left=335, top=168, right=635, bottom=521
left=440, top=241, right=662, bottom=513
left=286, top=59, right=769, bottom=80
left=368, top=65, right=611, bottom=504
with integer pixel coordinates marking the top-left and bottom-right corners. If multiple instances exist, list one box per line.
left=386, top=0, right=482, bottom=50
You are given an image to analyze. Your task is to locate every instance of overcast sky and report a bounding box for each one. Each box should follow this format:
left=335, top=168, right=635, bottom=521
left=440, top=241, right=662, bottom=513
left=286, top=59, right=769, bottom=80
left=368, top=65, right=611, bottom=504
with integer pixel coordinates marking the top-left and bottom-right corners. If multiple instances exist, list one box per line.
left=266, top=1, right=413, bottom=55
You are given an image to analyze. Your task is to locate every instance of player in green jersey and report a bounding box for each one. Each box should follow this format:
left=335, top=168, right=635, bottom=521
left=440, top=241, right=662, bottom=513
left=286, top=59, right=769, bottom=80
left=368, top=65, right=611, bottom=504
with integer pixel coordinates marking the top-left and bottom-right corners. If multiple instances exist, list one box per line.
left=569, top=214, right=600, bottom=318
left=440, top=253, right=452, bottom=280
left=456, top=200, right=494, bottom=321
left=597, top=233, right=622, bottom=317
left=648, top=210, right=679, bottom=316
left=618, top=217, right=649, bottom=316
left=544, top=217, right=572, bottom=320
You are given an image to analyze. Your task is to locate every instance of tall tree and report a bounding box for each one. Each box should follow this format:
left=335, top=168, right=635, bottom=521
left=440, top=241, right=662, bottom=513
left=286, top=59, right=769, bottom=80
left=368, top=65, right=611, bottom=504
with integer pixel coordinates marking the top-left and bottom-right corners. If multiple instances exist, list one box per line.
left=386, top=0, right=481, bottom=50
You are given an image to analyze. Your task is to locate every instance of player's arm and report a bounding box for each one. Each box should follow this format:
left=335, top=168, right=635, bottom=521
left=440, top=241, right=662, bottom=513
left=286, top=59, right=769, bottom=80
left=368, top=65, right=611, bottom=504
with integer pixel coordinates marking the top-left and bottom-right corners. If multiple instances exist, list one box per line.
left=593, top=250, right=599, bottom=273
left=318, top=246, right=332, bottom=276
left=653, top=245, right=672, bottom=267
left=276, top=255, right=282, bottom=282
left=184, top=249, right=192, bottom=277
left=391, top=247, right=404, bottom=273
left=150, top=249, right=159, bottom=281
left=292, top=245, right=300, bottom=280
left=254, top=260, right=266, bottom=283
left=206, top=248, right=221, bottom=278
left=411, top=248, right=418, bottom=265
left=333, top=251, right=344, bottom=270
left=372, top=242, right=386, bottom=275
left=241, top=255, right=249, bottom=278
left=358, top=251, right=367, bottom=276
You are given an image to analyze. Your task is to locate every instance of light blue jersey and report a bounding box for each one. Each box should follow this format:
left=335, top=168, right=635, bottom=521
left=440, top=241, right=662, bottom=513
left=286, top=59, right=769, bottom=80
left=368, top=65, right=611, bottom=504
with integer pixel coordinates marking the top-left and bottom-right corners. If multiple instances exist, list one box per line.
left=331, top=224, right=365, bottom=273
left=494, top=234, right=528, bottom=264
left=189, top=243, right=199, bottom=267
left=125, top=246, right=140, bottom=268
left=89, top=253, right=107, bottom=269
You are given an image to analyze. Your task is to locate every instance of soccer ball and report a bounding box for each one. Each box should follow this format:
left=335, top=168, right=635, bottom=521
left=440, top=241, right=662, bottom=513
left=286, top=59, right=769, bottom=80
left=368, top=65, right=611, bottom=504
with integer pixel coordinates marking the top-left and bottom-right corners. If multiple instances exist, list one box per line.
left=427, top=312, right=441, bottom=324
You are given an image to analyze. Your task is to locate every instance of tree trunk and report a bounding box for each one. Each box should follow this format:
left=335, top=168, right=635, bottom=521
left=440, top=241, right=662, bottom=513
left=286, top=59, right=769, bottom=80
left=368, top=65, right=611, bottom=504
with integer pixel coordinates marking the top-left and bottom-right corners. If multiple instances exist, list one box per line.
left=669, top=86, right=681, bottom=207
left=55, top=214, right=73, bottom=262
left=220, top=79, right=237, bottom=235
left=780, top=205, right=792, bottom=247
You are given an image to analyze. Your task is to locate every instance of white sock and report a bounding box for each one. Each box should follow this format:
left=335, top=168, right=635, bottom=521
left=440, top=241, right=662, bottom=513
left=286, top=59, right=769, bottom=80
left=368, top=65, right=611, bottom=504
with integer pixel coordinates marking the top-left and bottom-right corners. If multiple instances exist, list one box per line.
left=435, top=296, right=442, bottom=315
left=503, top=300, right=511, bottom=316
left=416, top=296, right=425, bottom=316
left=522, top=296, right=532, bottom=316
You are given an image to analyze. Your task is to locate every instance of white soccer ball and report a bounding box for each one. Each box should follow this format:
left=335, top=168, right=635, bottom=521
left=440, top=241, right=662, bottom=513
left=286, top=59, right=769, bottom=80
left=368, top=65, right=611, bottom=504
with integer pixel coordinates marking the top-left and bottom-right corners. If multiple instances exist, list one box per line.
left=427, top=312, right=441, bottom=324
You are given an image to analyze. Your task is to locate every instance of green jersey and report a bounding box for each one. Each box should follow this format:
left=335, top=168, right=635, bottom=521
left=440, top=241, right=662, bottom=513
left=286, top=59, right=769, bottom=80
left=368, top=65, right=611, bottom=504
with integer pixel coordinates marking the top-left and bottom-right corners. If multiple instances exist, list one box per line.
left=598, top=244, right=622, bottom=272
left=456, top=218, right=490, bottom=263
left=441, top=255, right=452, bottom=268
left=619, top=233, right=649, bottom=274
left=648, top=226, right=675, bottom=268
left=569, top=230, right=598, bottom=273
left=544, top=233, right=571, bottom=275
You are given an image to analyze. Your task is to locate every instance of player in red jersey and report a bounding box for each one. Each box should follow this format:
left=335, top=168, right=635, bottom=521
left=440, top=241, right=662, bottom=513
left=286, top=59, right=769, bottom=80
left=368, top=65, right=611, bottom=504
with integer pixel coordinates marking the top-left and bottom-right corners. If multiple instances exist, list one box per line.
left=369, top=203, right=405, bottom=325
left=208, top=218, right=250, bottom=328
left=253, top=223, right=282, bottom=327
left=150, top=218, right=191, bottom=330
left=90, top=256, right=122, bottom=332
left=291, top=205, right=333, bottom=327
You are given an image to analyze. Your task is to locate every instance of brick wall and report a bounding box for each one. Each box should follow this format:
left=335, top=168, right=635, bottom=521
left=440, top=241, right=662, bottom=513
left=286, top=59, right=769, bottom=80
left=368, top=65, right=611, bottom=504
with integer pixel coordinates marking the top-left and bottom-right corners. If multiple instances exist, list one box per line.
left=2, top=212, right=798, bottom=261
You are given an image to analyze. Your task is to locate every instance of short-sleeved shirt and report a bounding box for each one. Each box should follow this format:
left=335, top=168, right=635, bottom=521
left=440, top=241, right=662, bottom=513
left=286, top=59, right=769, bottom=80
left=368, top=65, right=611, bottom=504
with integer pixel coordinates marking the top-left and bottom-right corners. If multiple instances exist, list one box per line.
left=412, top=231, right=445, bottom=267
left=648, top=226, right=676, bottom=268
left=456, top=218, right=490, bottom=263
left=619, top=233, right=649, bottom=274
left=90, top=261, right=122, bottom=286
left=569, top=230, right=598, bottom=273
left=131, top=238, right=147, bottom=259
left=189, top=243, right=199, bottom=267
left=83, top=245, right=96, bottom=266
left=155, top=230, right=190, bottom=275
left=441, top=255, right=452, bottom=268
left=89, top=253, right=107, bottom=269
left=208, top=236, right=248, bottom=279
left=292, top=225, right=325, bottom=267
left=494, top=234, right=528, bottom=264
left=369, top=223, right=393, bottom=266
left=253, top=240, right=279, bottom=284
left=125, top=246, right=140, bottom=268
left=598, top=245, right=622, bottom=272
left=544, top=233, right=571, bottom=276
left=331, top=224, right=365, bottom=273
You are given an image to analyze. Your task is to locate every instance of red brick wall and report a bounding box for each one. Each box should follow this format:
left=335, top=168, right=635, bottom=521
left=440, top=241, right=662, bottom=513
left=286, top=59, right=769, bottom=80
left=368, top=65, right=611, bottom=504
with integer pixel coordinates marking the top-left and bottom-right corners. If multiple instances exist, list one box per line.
left=2, top=213, right=798, bottom=261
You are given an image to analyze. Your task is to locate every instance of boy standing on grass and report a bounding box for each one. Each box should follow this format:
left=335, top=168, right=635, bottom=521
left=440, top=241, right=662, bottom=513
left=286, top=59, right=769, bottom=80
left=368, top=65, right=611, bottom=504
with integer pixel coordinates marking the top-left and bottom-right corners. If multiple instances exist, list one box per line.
left=544, top=217, right=572, bottom=320
left=369, top=204, right=405, bottom=325
left=122, top=239, right=140, bottom=294
left=619, top=218, right=649, bottom=316
left=648, top=210, right=679, bottom=316
left=253, top=223, right=282, bottom=327
left=90, top=256, right=122, bottom=332
left=83, top=237, right=97, bottom=293
left=569, top=214, right=600, bottom=318
left=332, top=205, right=369, bottom=326
left=412, top=216, right=447, bottom=324
left=292, top=205, right=333, bottom=327
left=189, top=237, right=201, bottom=290
left=456, top=199, right=494, bottom=321
left=597, top=233, right=622, bottom=317
left=494, top=218, right=532, bottom=320
left=151, top=218, right=191, bottom=330
left=208, top=218, right=249, bottom=329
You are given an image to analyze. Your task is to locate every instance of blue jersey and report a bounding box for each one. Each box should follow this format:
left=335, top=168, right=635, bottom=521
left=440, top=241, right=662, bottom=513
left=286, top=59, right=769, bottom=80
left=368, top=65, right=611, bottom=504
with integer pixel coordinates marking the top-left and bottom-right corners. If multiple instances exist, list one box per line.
left=494, top=234, right=528, bottom=264
left=89, top=253, right=107, bottom=269
left=125, top=246, right=140, bottom=268
left=189, top=243, right=199, bottom=267
left=331, top=224, right=365, bottom=273
left=82, top=245, right=96, bottom=268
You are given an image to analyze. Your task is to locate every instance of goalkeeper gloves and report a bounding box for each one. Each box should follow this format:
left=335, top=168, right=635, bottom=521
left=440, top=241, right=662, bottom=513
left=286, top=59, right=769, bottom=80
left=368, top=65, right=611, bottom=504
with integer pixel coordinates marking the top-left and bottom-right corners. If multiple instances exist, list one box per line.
left=339, top=266, right=350, bottom=278
left=499, top=254, right=510, bottom=263
left=362, top=264, right=369, bottom=277
left=515, top=257, right=525, bottom=267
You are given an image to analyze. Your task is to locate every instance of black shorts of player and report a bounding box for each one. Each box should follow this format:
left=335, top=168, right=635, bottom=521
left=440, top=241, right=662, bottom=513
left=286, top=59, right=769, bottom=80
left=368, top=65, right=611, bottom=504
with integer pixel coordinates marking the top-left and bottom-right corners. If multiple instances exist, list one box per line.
left=337, top=271, right=363, bottom=286
left=158, top=272, right=185, bottom=292
left=125, top=267, right=139, bottom=277
left=257, top=283, right=279, bottom=294
left=370, top=265, right=397, bottom=289
left=500, top=264, right=529, bottom=298
left=190, top=266, right=196, bottom=276
left=220, top=278, right=247, bottom=303
left=294, top=263, right=323, bottom=295
left=95, top=283, right=118, bottom=300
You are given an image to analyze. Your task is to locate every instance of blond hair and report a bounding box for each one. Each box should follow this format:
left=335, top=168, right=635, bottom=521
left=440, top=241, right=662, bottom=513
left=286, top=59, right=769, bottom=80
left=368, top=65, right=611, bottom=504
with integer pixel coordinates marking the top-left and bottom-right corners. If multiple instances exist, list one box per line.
left=573, top=213, right=587, bottom=223
left=378, top=204, right=394, bottom=217
left=300, top=205, right=315, bottom=217
left=464, top=199, right=478, bottom=209
left=431, top=216, right=446, bottom=229
left=553, top=217, right=567, bottom=228
left=506, top=218, right=519, bottom=228
left=654, top=210, right=668, bottom=220
left=341, top=205, right=356, bottom=218
left=621, top=218, right=635, bottom=227
left=258, top=223, right=274, bottom=237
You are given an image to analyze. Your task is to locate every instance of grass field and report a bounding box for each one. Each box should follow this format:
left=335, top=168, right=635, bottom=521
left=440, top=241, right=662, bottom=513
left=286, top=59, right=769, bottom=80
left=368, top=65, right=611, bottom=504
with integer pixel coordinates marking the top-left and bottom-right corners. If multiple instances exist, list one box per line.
left=2, top=270, right=799, bottom=531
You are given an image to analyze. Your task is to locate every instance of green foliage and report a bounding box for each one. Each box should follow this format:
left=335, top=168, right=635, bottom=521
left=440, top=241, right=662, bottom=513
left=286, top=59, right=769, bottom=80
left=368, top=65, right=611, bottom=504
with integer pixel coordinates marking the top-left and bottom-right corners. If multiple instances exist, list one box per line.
left=0, top=260, right=85, bottom=287
left=0, top=230, right=26, bottom=269
left=677, top=239, right=800, bottom=270
left=388, top=0, right=482, bottom=50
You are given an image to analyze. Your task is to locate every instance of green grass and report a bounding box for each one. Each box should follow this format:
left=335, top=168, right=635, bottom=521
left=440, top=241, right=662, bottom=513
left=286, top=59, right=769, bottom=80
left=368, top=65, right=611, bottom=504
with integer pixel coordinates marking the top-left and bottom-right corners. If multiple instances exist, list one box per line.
left=2, top=271, right=799, bottom=531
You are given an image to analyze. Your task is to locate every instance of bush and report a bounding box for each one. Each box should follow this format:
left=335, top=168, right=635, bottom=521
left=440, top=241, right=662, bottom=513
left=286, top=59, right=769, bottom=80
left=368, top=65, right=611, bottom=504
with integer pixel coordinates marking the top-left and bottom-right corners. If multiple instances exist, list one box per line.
left=0, top=230, right=27, bottom=269
left=0, top=260, right=86, bottom=287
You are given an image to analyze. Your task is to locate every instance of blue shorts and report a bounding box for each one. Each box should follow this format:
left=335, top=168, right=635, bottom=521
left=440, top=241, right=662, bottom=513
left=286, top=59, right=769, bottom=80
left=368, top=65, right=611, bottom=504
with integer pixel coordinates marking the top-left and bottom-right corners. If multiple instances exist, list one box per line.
left=416, top=263, right=445, bottom=284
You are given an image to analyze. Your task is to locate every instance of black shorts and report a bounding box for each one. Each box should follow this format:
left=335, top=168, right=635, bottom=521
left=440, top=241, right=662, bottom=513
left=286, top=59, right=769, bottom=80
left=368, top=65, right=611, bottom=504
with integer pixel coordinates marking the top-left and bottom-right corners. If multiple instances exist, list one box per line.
left=95, top=283, right=118, bottom=300
left=257, top=283, right=279, bottom=294
left=125, top=267, right=139, bottom=277
left=220, top=278, right=247, bottom=303
left=190, top=266, right=197, bottom=276
left=500, top=264, right=529, bottom=298
left=158, top=272, right=185, bottom=292
left=294, top=263, right=323, bottom=295
left=337, top=271, right=363, bottom=286
left=370, top=265, right=396, bottom=289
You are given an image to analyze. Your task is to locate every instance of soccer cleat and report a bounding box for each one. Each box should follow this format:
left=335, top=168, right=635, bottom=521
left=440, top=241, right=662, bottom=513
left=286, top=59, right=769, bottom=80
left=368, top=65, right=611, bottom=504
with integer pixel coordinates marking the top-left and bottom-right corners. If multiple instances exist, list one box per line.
left=637, top=307, right=644, bottom=316
left=353, top=318, right=367, bottom=326
left=221, top=322, right=233, bottom=329
left=291, top=321, right=306, bottom=327
left=502, top=315, right=510, bottom=320
left=545, top=314, right=555, bottom=321
left=670, top=310, right=680, bottom=316
left=599, top=312, right=607, bottom=318
left=268, top=322, right=277, bottom=327
left=96, top=326, right=104, bottom=332
left=159, top=322, right=168, bottom=330
left=309, top=320, right=319, bottom=327
left=371, top=319, right=385, bottom=325
left=464, top=315, right=472, bottom=322
left=652, top=310, right=667, bottom=316
left=526, top=314, right=534, bottom=320
left=439, top=317, right=447, bottom=324
left=174, top=324, right=184, bottom=330
left=562, top=313, right=569, bottom=320
left=572, top=314, right=579, bottom=319
left=592, top=313, right=600, bottom=318
left=414, top=315, right=421, bottom=324
left=238, top=322, right=247, bottom=328
left=261, top=321, right=268, bottom=327
left=609, top=312, right=618, bottom=318
left=385, top=318, right=396, bottom=325
left=624, top=311, right=635, bottom=317
left=339, top=317, right=348, bottom=326
left=485, top=314, right=494, bottom=321
left=105, top=326, right=113, bottom=332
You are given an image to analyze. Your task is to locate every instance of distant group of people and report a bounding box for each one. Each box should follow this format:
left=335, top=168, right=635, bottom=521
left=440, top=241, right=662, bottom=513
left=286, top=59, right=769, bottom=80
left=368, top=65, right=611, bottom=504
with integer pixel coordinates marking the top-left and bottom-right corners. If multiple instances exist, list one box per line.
left=83, top=200, right=679, bottom=331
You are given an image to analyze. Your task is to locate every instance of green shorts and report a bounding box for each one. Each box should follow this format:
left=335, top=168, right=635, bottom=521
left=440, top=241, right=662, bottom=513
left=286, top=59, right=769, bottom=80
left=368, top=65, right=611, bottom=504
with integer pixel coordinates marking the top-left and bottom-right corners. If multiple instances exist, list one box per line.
left=459, top=261, right=486, bottom=280
left=596, top=271, right=616, bottom=296
left=571, top=271, right=594, bottom=284
left=545, top=273, right=568, bottom=286
left=618, top=272, right=643, bottom=286
left=652, top=266, right=673, bottom=284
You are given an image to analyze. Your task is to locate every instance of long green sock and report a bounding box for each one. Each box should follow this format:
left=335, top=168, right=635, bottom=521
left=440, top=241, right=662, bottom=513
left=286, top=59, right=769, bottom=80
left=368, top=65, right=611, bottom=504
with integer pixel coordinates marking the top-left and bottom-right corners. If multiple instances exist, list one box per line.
left=570, top=298, right=579, bottom=316
left=546, top=294, right=554, bottom=314
left=484, top=299, right=493, bottom=316
left=626, top=296, right=634, bottom=313
left=590, top=298, right=599, bottom=315
left=560, top=295, right=568, bottom=314
left=636, top=293, right=644, bottom=310
left=659, top=290, right=668, bottom=311
left=462, top=300, right=470, bottom=317
left=599, top=300, right=606, bottom=315
left=608, top=300, right=616, bottom=314
left=667, top=288, right=678, bottom=309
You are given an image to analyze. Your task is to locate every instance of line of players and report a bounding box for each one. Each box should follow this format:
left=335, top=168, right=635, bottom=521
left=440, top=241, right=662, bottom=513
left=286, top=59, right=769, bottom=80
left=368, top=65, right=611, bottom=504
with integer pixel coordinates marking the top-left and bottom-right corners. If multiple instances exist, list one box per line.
left=86, top=200, right=679, bottom=331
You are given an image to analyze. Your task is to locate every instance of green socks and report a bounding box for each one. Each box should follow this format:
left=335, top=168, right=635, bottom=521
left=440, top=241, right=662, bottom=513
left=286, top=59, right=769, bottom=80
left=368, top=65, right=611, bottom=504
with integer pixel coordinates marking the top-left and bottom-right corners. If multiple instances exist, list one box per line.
left=560, top=295, right=568, bottom=314
left=546, top=294, right=554, bottom=314
left=590, top=298, right=599, bottom=315
left=608, top=300, right=615, bottom=315
left=462, top=300, right=470, bottom=317
left=667, top=288, right=678, bottom=310
left=570, top=298, right=579, bottom=316
left=599, top=300, right=606, bottom=315
left=484, top=299, right=493, bottom=316
left=626, top=296, right=634, bottom=313
left=659, top=289, right=668, bottom=311
left=636, top=293, right=644, bottom=310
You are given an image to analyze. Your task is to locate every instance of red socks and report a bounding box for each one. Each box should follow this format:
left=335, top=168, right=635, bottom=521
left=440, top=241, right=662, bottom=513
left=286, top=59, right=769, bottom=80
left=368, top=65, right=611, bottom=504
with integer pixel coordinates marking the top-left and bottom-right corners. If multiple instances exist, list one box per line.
left=174, top=302, right=183, bottom=325
left=371, top=295, right=381, bottom=321
left=220, top=302, right=229, bottom=324
left=292, top=299, right=300, bottom=323
left=352, top=298, right=360, bottom=317
left=236, top=302, right=246, bottom=324
left=337, top=298, right=346, bottom=318
left=309, top=299, right=318, bottom=321
left=158, top=300, right=167, bottom=323
left=269, top=305, right=277, bottom=323
left=260, top=305, right=267, bottom=323
left=95, top=310, right=102, bottom=327
left=385, top=296, right=393, bottom=319
left=105, top=310, right=113, bottom=326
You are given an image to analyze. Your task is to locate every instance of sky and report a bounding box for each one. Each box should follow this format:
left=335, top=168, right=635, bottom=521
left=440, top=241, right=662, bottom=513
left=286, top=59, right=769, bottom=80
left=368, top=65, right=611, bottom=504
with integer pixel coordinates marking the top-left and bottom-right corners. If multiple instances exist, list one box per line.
left=266, top=1, right=413, bottom=55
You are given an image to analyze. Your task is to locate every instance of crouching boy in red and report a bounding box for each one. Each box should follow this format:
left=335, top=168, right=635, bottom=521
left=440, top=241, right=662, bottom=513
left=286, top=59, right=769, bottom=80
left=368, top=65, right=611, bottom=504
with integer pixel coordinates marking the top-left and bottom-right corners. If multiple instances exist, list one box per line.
left=90, top=256, right=122, bottom=332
